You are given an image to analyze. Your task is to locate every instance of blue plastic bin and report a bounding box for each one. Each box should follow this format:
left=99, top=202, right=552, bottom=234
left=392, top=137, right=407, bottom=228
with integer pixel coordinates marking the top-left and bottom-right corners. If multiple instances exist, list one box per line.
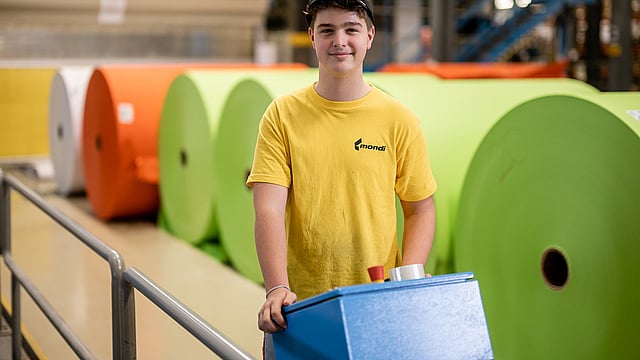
left=273, top=272, right=493, bottom=359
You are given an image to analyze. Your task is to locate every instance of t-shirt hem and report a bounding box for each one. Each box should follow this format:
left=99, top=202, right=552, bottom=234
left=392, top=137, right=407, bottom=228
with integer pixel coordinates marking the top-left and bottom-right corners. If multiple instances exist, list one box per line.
left=246, top=175, right=290, bottom=188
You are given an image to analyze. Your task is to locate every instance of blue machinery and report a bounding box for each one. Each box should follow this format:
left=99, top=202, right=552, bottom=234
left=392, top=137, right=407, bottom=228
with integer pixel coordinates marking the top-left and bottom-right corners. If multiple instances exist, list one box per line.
left=456, top=0, right=596, bottom=62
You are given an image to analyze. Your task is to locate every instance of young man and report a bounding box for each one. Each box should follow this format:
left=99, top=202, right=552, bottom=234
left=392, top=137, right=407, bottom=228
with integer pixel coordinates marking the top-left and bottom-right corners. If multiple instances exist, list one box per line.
left=247, top=0, right=437, bottom=337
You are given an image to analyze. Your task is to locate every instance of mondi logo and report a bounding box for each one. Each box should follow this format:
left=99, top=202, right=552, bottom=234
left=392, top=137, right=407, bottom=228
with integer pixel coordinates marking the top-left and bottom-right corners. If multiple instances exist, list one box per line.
left=354, top=138, right=386, bottom=152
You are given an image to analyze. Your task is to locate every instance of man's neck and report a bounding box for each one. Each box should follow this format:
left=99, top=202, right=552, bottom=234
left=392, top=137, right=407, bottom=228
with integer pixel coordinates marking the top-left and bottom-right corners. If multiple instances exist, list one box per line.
left=315, top=69, right=371, bottom=101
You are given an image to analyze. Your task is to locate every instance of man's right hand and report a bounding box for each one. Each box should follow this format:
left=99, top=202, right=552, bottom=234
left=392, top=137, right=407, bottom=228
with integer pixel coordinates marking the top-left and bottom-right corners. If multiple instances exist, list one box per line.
left=258, top=287, right=297, bottom=333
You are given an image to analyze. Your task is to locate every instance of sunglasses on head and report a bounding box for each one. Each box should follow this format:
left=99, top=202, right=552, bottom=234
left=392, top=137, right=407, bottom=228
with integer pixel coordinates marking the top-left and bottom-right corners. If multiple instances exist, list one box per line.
left=305, top=0, right=375, bottom=27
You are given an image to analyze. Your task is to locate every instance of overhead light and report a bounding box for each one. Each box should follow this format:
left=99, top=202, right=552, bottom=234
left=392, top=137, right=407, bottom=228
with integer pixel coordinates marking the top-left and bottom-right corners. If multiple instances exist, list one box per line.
left=495, top=0, right=514, bottom=10
left=516, top=0, right=532, bottom=7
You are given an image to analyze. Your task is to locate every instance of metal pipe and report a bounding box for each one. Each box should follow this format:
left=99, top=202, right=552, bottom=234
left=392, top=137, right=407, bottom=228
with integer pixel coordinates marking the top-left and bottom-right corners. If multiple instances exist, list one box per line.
left=122, top=268, right=256, bottom=360
left=118, top=271, right=137, bottom=359
left=0, top=169, right=20, bottom=360
left=0, top=172, right=133, bottom=359
left=430, top=0, right=455, bottom=61
left=1, top=171, right=254, bottom=359
left=608, top=0, right=633, bottom=90
left=0, top=169, right=8, bottom=253
left=4, top=254, right=97, bottom=359
left=3, top=175, right=119, bottom=263
left=11, top=273, right=21, bottom=360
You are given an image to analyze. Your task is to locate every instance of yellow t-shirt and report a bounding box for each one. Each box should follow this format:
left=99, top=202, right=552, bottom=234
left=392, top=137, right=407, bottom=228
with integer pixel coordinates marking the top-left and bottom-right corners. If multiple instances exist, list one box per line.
left=247, top=84, right=437, bottom=300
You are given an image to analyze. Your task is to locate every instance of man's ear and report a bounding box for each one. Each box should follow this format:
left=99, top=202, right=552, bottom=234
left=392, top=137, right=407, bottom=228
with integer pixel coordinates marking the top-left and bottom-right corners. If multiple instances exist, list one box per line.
left=367, top=26, right=375, bottom=50
left=308, top=27, right=315, bottom=48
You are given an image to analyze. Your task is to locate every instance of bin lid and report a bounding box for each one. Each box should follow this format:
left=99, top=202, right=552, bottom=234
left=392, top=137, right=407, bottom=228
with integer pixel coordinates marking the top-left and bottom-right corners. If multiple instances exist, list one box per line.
left=283, top=272, right=474, bottom=314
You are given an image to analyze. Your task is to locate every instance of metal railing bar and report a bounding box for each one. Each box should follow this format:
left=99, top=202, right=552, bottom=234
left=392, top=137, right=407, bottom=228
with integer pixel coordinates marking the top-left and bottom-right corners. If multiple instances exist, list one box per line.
left=11, top=273, right=22, bottom=360
left=1, top=302, right=39, bottom=360
left=2, top=170, right=256, bottom=359
left=122, top=267, right=256, bottom=360
left=0, top=171, right=134, bottom=359
left=3, top=253, right=97, bottom=360
left=2, top=174, right=121, bottom=265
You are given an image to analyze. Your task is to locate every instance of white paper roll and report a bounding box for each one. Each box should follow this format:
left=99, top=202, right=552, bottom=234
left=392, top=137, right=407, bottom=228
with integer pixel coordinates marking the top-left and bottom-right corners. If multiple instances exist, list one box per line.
left=48, top=66, right=93, bottom=195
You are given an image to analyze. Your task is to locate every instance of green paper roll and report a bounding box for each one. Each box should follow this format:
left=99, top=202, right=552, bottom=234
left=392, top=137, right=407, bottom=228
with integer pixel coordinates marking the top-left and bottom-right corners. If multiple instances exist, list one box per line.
left=363, top=75, right=598, bottom=275
left=455, top=93, right=640, bottom=359
left=159, top=68, right=317, bottom=282
left=198, top=240, right=230, bottom=264
left=363, top=72, right=440, bottom=272
left=213, top=70, right=319, bottom=283
left=159, top=71, right=250, bottom=244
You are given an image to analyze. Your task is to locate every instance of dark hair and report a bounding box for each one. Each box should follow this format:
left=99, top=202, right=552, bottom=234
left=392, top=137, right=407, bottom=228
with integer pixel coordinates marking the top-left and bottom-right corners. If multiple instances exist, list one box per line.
left=304, top=0, right=375, bottom=29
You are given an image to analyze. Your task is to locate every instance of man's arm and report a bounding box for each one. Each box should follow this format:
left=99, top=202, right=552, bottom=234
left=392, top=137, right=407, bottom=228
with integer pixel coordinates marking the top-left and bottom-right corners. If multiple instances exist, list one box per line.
left=400, top=195, right=436, bottom=266
left=253, top=182, right=297, bottom=332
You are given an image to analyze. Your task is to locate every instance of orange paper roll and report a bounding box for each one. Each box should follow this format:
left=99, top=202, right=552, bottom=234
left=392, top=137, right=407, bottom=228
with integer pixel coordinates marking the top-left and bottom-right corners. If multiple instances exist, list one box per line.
left=83, top=63, right=307, bottom=220
left=82, top=64, right=194, bottom=219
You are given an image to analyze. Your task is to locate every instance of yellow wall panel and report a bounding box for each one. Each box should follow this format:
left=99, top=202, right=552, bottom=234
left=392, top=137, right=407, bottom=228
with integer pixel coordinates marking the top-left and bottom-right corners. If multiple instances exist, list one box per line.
left=0, top=67, right=55, bottom=157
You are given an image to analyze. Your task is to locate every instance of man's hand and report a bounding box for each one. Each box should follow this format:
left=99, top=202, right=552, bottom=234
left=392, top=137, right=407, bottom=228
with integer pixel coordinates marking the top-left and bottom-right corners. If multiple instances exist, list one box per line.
left=258, top=287, right=297, bottom=333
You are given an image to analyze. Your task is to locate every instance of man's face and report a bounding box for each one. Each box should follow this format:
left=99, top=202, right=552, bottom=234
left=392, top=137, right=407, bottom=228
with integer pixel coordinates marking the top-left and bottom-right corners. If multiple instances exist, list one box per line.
left=309, top=7, right=374, bottom=76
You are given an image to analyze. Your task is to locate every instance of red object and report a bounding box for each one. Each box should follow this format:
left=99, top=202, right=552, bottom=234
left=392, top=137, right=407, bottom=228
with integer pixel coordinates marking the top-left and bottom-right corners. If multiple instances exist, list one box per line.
left=367, top=265, right=385, bottom=283
left=379, top=61, right=569, bottom=79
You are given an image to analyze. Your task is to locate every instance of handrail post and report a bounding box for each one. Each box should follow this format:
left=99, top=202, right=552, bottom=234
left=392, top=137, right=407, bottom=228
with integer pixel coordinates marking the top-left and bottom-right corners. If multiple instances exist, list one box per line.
left=0, top=169, right=5, bottom=305
left=1, top=170, right=22, bottom=360
left=1, top=169, right=21, bottom=360
left=113, top=257, right=136, bottom=360
left=0, top=168, right=8, bottom=274
left=121, top=268, right=256, bottom=360
left=11, top=273, right=21, bottom=360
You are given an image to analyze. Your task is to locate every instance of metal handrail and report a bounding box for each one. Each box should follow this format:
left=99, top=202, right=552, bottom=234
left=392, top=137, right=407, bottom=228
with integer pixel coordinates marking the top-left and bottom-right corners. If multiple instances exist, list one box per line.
left=0, top=169, right=256, bottom=359
left=2, top=254, right=96, bottom=359
left=0, top=168, right=134, bottom=359
left=121, top=267, right=255, bottom=360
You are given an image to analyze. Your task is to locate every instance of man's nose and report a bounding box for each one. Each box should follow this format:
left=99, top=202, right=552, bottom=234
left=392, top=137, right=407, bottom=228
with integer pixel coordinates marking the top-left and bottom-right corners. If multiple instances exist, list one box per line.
left=333, top=31, right=347, bottom=46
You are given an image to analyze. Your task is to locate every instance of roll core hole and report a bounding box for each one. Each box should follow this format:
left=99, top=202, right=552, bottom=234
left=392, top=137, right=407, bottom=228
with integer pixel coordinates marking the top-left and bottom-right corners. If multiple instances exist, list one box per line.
left=541, top=248, right=569, bottom=290
left=95, top=135, right=102, bottom=151
left=57, top=124, right=64, bottom=140
left=180, top=148, right=188, bottom=167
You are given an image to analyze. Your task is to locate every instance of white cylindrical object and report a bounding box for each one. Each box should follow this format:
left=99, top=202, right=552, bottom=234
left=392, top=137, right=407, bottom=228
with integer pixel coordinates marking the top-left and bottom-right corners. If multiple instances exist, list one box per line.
left=48, top=66, right=93, bottom=195
left=389, top=264, right=425, bottom=281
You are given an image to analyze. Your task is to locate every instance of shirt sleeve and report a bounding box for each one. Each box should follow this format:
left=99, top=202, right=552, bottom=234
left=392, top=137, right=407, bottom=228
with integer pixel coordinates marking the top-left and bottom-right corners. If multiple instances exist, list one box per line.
left=246, top=100, right=292, bottom=188
left=395, top=114, right=437, bottom=201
